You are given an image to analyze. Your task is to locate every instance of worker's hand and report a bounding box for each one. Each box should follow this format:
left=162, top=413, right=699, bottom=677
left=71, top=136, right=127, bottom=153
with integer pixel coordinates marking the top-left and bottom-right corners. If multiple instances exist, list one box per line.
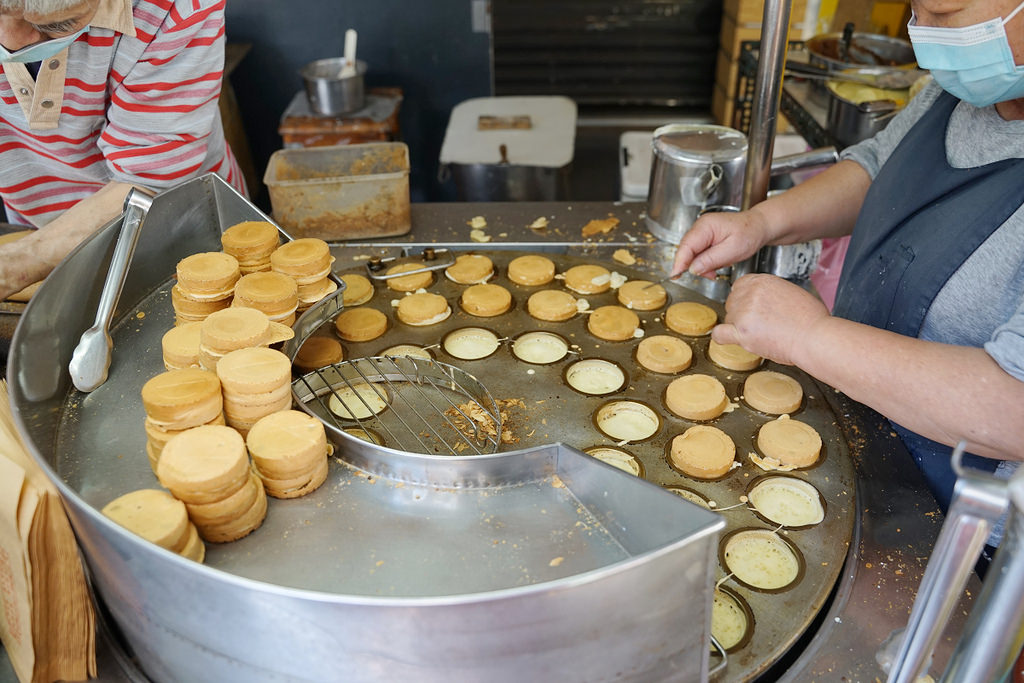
left=713, top=273, right=829, bottom=366
left=670, top=207, right=771, bottom=278
left=0, top=238, right=49, bottom=301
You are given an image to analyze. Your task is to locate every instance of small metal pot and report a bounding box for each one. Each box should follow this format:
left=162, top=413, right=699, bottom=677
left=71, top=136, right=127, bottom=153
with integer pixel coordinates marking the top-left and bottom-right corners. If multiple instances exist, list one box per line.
left=645, top=124, right=748, bottom=244
left=300, top=58, right=367, bottom=116
left=825, top=81, right=901, bottom=147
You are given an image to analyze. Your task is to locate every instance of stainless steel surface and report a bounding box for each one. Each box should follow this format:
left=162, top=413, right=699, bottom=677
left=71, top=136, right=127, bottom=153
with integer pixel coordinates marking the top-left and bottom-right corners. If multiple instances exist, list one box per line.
left=9, top=176, right=726, bottom=683
left=943, top=473, right=1024, bottom=682
left=4, top=197, right=982, bottom=682
left=806, top=32, right=916, bottom=72
left=294, top=356, right=504, bottom=455
left=300, top=57, right=367, bottom=115
left=734, top=0, right=791, bottom=281
left=826, top=91, right=900, bottom=148
left=645, top=124, right=747, bottom=244
left=68, top=189, right=152, bottom=393
left=888, top=447, right=1012, bottom=683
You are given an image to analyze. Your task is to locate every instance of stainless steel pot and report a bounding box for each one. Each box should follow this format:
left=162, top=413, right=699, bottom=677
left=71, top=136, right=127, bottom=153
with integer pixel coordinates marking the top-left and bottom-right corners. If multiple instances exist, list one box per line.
left=300, top=58, right=367, bottom=115
left=645, top=124, right=748, bottom=244
left=8, top=174, right=725, bottom=683
left=825, top=82, right=901, bottom=147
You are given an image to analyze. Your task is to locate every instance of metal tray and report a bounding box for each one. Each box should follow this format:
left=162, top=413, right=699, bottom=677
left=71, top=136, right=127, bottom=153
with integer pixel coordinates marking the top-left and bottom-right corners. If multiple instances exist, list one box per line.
left=291, top=248, right=857, bottom=682
left=8, top=175, right=725, bottom=682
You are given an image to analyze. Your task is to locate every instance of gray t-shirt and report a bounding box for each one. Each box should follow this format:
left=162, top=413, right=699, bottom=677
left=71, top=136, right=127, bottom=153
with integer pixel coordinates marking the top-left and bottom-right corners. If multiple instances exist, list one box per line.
left=841, top=82, right=1024, bottom=510
left=841, top=81, right=1024, bottom=382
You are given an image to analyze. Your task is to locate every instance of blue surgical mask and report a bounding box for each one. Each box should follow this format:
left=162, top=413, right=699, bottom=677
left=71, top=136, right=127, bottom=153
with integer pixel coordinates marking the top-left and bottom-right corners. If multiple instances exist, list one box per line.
left=0, top=25, right=88, bottom=64
left=908, top=0, right=1024, bottom=107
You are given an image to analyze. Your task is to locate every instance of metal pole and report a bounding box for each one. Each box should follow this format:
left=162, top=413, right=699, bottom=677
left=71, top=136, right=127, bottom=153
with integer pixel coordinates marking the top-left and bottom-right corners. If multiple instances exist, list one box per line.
left=732, top=0, right=793, bottom=281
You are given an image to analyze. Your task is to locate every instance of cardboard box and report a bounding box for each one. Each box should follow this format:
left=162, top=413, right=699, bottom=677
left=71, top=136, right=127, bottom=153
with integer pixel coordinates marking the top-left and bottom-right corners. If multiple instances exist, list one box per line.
left=724, top=0, right=808, bottom=26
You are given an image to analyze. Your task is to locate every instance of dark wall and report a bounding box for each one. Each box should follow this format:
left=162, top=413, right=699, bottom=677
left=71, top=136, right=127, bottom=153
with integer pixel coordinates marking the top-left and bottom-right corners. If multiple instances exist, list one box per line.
left=224, top=1, right=492, bottom=206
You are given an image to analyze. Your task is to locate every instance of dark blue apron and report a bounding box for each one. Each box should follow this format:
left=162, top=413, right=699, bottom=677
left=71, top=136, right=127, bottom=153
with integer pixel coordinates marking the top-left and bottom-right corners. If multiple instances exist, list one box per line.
left=832, top=91, right=1024, bottom=512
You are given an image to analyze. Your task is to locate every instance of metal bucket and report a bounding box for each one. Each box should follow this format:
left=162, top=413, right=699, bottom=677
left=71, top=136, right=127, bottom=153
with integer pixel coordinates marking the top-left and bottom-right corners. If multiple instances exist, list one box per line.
left=645, top=124, right=747, bottom=245
left=7, top=174, right=725, bottom=682
left=825, top=81, right=902, bottom=147
left=300, top=58, right=367, bottom=115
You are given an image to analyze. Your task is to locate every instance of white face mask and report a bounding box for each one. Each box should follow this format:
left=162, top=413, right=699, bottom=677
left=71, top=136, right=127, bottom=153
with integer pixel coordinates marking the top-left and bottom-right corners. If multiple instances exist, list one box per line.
left=908, top=0, right=1024, bottom=107
left=0, top=25, right=87, bottom=64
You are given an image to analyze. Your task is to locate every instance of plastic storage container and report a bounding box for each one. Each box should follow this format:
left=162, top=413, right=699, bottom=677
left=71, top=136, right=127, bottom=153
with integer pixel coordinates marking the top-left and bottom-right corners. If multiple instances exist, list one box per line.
left=264, top=142, right=411, bottom=241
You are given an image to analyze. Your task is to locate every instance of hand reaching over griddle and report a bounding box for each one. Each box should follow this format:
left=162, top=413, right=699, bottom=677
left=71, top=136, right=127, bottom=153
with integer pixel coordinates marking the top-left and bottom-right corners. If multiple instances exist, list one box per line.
left=670, top=207, right=771, bottom=279
left=712, top=273, right=829, bottom=367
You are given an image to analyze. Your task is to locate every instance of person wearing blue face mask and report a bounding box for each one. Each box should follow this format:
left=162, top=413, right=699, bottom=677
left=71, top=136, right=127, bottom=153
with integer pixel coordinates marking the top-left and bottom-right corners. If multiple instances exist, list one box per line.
left=670, top=0, right=1024, bottom=548
left=0, top=0, right=244, bottom=301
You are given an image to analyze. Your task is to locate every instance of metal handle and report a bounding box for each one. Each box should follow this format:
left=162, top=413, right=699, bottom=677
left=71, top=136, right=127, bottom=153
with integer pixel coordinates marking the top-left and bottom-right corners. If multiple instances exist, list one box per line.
left=68, top=188, right=153, bottom=392
left=769, top=147, right=839, bottom=176
left=885, top=443, right=1010, bottom=683
left=96, top=190, right=151, bottom=332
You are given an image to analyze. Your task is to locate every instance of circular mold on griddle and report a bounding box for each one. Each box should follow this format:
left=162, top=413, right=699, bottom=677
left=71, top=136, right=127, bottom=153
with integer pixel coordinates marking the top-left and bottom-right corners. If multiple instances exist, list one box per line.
left=344, top=427, right=385, bottom=446
left=593, top=400, right=661, bottom=443
left=377, top=343, right=434, bottom=360
left=747, top=476, right=826, bottom=529
left=720, top=528, right=805, bottom=593
left=712, top=585, right=755, bottom=653
left=564, top=358, right=627, bottom=396
left=328, top=383, right=389, bottom=421
left=441, top=327, right=501, bottom=360
left=664, top=486, right=713, bottom=509
left=583, top=445, right=645, bottom=477
left=512, top=331, right=570, bottom=365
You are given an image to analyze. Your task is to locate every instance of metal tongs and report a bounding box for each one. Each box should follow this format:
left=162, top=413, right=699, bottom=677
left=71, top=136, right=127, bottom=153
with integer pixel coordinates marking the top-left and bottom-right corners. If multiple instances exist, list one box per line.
left=68, top=189, right=153, bottom=392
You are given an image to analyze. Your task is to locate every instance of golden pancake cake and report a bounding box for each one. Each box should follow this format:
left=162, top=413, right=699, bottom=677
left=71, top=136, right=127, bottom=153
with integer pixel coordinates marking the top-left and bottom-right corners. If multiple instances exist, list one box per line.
left=397, top=292, right=452, bottom=326
left=270, top=238, right=333, bottom=285
left=335, top=307, right=388, bottom=342
left=636, top=335, right=692, bottom=374
left=665, top=301, right=718, bottom=336
left=232, top=271, right=299, bottom=325
left=669, top=425, right=736, bottom=479
left=339, top=273, right=374, bottom=306
left=221, top=221, right=280, bottom=273
left=161, top=322, right=202, bottom=371
left=385, top=262, right=433, bottom=291
left=527, top=289, right=578, bottom=322
left=563, top=264, right=611, bottom=294
left=587, top=305, right=640, bottom=341
left=157, top=425, right=250, bottom=506
left=445, top=254, right=494, bottom=284
left=708, top=340, right=763, bottom=371
left=507, top=254, right=555, bottom=286
left=101, top=489, right=191, bottom=552
left=141, top=368, right=223, bottom=431
left=176, top=252, right=240, bottom=300
left=665, top=374, right=729, bottom=421
left=293, top=336, right=344, bottom=373
left=744, top=371, right=803, bottom=415
left=757, top=416, right=822, bottom=468
left=246, top=410, right=330, bottom=499
left=617, top=280, right=667, bottom=311
left=460, top=283, right=512, bottom=317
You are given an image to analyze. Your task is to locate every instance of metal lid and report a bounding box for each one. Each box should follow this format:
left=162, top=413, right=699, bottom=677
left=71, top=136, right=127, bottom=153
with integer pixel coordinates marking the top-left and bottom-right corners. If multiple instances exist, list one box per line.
left=652, top=124, right=747, bottom=164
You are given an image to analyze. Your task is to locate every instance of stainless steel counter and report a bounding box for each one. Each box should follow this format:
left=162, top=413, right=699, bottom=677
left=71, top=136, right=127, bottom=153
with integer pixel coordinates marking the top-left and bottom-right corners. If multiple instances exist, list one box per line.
left=0, top=200, right=978, bottom=682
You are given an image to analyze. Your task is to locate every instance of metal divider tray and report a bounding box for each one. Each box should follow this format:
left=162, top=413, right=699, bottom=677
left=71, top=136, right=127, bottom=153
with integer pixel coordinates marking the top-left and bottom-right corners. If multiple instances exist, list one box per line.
left=8, top=175, right=725, bottom=682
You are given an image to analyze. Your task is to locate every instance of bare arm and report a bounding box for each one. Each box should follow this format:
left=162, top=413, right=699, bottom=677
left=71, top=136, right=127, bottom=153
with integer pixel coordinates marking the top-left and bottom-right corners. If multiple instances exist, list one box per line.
left=0, top=181, right=137, bottom=299
left=672, top=160, right=873, bottom=277
left=717, top=274, right=1024, bottom=460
